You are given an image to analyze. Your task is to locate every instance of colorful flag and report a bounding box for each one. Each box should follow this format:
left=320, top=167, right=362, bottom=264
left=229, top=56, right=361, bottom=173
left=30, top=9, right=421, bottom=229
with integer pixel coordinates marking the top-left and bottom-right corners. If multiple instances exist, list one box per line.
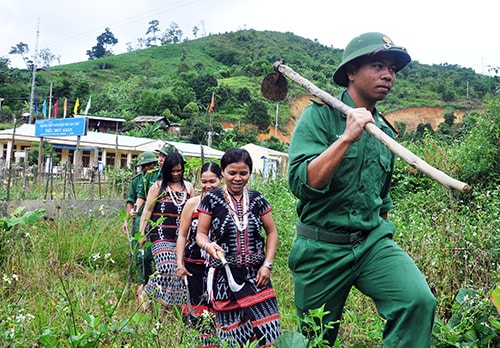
left=84, top=96, right=91, bottom=115
left=73, top=98, right=80, bottom=115
left=42, top=100, right=47, bottom=118
left=54, top=99, right=59, bottom=118
left=34, top=101, right=39, bottom=120
left=63, top=98, right=68, bottom=117
left=208, top=92, right=215, bottom=113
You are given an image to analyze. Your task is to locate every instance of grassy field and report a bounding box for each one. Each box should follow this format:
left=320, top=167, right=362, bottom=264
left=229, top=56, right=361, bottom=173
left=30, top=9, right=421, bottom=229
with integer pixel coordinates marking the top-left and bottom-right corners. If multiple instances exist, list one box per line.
left=0, top=176, right=499, bottom=347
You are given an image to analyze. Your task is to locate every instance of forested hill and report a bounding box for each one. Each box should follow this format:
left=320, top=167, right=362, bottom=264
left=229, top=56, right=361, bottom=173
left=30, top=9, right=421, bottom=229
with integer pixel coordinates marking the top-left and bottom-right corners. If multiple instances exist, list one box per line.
left=1, top=29, right=497, bottom=147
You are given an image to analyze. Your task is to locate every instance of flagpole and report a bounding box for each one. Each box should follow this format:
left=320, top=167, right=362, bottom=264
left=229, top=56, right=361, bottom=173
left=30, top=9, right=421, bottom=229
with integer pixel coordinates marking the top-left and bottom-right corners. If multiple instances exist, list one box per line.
left=208, top=92, right=215, bottom=147
left=28, top=18, right=40, bottom=124
left=48, top=82, right=53, bottom=118
left=208, top=112, right=213, bottom=147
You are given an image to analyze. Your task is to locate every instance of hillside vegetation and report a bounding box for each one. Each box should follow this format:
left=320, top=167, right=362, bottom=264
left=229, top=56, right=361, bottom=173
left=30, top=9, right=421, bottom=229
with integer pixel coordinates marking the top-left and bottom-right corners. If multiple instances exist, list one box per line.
left=0, top=30, right=497, bottom=150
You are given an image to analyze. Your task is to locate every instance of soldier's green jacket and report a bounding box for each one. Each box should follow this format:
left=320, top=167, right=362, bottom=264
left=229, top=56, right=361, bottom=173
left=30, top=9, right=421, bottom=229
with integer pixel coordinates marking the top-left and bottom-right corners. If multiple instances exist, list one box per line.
left=125, top=172, right=143, bottom=206
left=137, top=168, right=162, bottom=200
left=288, top=91, right=395, bottom=232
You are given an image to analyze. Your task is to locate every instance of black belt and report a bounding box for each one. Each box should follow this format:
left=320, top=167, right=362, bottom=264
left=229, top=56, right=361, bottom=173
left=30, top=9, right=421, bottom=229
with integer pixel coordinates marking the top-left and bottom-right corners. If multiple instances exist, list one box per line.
left=296, top=221, right=368, bottom=244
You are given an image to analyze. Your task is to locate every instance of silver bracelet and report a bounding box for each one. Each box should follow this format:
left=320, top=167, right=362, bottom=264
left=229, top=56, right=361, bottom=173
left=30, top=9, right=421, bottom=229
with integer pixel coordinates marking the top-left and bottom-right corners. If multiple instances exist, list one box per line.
left=263, top=261, right=273, bottom=270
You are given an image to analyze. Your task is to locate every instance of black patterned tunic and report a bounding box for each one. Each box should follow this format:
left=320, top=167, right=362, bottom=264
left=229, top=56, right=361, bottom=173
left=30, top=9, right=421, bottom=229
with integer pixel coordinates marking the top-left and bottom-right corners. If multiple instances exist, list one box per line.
left=145, top=188, right=190, bottom=306
left=182, top=210, right=217, bottom=348
left=198, top=187, right=282, bottom=348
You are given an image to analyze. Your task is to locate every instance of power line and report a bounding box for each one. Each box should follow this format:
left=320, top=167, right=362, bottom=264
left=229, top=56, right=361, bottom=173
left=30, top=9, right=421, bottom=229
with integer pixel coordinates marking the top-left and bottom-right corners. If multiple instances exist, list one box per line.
left=40, top=0, right=200, bottom=51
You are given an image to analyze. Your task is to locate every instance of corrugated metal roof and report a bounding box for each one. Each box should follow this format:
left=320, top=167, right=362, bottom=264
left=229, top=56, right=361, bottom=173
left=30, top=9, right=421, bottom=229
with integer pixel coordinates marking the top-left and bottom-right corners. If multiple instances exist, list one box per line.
left=79, top=115, right=127, bottom=122
left=132, top=116, right=166, bottom=122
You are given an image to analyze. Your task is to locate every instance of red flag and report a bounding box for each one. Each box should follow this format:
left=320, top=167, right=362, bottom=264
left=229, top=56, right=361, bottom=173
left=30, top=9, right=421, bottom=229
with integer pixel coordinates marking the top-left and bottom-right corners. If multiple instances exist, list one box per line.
left=208, top=92, right=215, bottom=113
left=54, top=99, right=59, bottom=118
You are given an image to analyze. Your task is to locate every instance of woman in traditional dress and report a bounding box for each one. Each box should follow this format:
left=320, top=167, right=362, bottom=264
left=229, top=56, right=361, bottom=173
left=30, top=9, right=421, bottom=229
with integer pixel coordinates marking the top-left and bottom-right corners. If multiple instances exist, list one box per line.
left=139, top=151, right=195, bottom=312
left=176, top=161, right=222, bottom=347
left=196, top=148, right=282, bottom=348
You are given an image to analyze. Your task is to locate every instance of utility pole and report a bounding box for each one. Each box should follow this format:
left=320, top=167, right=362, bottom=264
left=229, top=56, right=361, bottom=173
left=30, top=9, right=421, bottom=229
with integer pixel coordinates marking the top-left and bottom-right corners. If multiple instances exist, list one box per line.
left=208, top=112, right=213, bottom=148
left=29, top=18, right=40, bottom=124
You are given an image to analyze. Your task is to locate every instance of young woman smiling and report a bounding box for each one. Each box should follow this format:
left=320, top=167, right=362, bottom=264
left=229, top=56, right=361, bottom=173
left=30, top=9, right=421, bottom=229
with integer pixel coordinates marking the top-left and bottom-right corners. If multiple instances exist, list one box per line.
left=196, top=148, right=282, bottom=347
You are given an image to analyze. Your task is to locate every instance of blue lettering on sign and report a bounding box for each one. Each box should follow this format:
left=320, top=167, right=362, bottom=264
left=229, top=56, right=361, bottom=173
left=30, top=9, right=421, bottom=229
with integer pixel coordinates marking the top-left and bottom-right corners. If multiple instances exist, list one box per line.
left=35, top=118, right=87, bottom=137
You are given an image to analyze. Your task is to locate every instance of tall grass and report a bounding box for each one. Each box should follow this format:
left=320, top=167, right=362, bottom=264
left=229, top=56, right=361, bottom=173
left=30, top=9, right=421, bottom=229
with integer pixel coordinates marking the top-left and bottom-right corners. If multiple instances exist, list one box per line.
left=0, top=176, right=498, bottom=347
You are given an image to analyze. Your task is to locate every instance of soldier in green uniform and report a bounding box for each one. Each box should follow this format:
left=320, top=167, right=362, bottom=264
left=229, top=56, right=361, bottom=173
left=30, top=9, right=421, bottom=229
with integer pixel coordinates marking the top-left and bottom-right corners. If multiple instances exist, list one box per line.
left=288, top=32, right=436, bottom=347
left=122, top=151, right=158, bottom=299
left=139, top=143, right=179, bottom=198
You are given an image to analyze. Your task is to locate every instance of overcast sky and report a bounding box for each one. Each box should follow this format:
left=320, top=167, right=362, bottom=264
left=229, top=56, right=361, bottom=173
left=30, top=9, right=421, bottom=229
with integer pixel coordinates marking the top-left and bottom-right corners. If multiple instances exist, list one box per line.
left=1, top=0, right=498, bottom=75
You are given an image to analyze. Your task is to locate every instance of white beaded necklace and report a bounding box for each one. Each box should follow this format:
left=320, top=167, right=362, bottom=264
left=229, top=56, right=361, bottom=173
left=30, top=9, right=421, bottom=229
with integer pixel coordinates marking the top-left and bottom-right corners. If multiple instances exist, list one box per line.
left=223, top=186, right=249, bottom=232
left=167, top=184, right=187, bottom=208
left=167, top=184, right=187, bottom=231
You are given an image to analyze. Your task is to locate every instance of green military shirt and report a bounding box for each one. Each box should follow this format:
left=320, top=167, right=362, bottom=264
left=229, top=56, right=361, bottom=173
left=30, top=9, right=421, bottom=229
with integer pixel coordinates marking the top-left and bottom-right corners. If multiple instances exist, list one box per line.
left=126, top=172, right=143, bottom=206
left=137, top=167, right=161, bottom=200
left=125, top=172, right=145, bottom=234
left=288, top=91, right=394, bottom=231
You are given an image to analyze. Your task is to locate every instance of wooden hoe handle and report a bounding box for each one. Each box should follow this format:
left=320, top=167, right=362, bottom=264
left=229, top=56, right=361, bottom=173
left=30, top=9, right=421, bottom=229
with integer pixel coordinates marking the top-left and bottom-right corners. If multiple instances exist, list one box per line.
left=275, top=62, right=471, bottom=193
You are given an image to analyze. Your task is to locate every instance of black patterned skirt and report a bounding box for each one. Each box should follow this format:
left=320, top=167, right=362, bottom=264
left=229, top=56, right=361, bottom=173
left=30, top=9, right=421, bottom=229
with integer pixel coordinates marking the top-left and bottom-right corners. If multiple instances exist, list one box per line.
left=145, top=240, right=183, bottom=306
left=207, top=265, right=282, bottom=347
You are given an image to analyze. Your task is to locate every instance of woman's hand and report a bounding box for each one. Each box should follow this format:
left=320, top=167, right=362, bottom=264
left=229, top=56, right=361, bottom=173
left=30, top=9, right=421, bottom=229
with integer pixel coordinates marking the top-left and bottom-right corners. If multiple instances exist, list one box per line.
left=256, top=265, right=271, bottom=288
left=207, top=243, right=224, bottom=260
left=177, top=265, right=191, bottom=279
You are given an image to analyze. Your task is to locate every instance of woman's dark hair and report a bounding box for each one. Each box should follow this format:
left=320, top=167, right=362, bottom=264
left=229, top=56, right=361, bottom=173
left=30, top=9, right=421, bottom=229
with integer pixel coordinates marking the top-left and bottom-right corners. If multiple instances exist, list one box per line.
left=220, top=148, right=253, bottom=173
left=160, top=152, right=186, bottom=191
left=201, top=161, right=222, bottom=178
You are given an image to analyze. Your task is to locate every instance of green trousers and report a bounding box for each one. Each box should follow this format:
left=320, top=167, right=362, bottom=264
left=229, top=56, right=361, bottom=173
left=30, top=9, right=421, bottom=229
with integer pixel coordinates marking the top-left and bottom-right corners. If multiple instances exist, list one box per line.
left=132, top=217, right=154, bottom=285
left=288, top=220, right=436, bottom=347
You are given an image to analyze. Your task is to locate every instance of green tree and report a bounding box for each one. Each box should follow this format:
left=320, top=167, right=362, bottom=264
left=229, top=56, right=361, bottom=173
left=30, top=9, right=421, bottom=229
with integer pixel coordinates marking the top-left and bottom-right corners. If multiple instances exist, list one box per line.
left=0, top=57, right=10, bottom=83
left=453, top=101, right=500, bottom=186
left=135, top=89, right=180, bottom=116
left=216, top=126, right=257, bottom=150
left=171, top=80, right=196, bottom=112
left=86, top=28, right=118, bottom=69
left=248, top=100, right=270, bottom=132
left=236, top=87, right=251, bottom=104
left=146, top=20, right=161, bottom=47
left=86, top=43, right=106, bottom=61
left=192, top=26, right=199, bottom=39
left=185, top=115, right=211, bottom=145
left=183, top=101, right=199, bottom=114
left=188, top=74, right=217, bottom=101
left=9, top=42, right=31, bottom=69
left=52, top=80, right=72, bottom=99
left=38, top=48, right=59, bottom=68
left=126, top=122, right=164, bottom=139
left=415, top=123, right=434, bottom=139
left=161, top=22, right=183, bottom=44
left=260, top=136, right=288, bottom=152
left=443, top=112, right=456, bottom=126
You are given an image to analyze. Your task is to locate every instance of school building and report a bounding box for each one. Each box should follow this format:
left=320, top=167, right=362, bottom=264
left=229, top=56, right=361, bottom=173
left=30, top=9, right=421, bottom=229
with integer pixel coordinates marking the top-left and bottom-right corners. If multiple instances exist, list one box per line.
left=0, top=120, right=224, bottom=177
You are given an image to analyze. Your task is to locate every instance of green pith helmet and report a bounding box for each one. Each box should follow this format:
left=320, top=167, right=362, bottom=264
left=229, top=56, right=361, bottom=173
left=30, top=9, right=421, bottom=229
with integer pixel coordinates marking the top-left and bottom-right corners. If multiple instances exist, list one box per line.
left=137, top=151, right=157, bottom=166
left=333, top=32, right=411, bottom=87
left=156, top=143, right=178, bottom=156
